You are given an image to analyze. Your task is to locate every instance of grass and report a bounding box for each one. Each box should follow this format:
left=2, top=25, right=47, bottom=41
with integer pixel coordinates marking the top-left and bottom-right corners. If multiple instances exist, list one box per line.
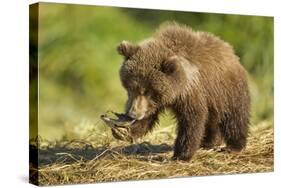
left=30, top=121, right=273, bottom=186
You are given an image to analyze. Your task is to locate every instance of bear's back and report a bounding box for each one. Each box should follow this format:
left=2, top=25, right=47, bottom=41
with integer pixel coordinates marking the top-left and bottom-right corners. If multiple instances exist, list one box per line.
left=155, top=23, right=239, bottom=68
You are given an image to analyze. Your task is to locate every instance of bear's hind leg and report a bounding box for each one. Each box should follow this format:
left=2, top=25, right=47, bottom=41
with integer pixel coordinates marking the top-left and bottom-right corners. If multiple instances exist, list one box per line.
left=219, top=112, right=249, bottom=152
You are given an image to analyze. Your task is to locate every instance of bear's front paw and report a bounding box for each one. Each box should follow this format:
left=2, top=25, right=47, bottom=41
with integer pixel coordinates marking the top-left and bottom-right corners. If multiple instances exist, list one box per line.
left=171, top=154, right=192, bottom=161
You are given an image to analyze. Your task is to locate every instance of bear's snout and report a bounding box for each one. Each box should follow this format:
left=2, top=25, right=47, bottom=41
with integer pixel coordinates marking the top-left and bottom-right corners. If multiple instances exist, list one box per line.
left=127, top=95, right=148, bottom=120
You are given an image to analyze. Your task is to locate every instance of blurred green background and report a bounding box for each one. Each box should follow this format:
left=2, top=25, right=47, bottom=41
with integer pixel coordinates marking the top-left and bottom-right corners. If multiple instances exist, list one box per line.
left=31, top=3, right=273, bottom=140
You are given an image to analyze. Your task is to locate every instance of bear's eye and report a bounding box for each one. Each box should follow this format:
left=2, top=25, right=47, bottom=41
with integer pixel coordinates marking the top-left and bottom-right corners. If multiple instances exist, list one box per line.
left=139, top=89, right=145, bottom=95
left=143, top=89, right=150, bottom=96
left=145, top=90, right=158, bottom=100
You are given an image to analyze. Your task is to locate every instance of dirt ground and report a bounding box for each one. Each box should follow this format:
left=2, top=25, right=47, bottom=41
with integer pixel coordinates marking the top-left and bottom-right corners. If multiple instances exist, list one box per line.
left=29, top=121, right=273, bottom=186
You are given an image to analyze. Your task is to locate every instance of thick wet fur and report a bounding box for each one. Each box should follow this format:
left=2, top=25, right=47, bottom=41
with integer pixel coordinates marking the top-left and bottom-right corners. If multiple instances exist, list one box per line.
left=117, top=22, right=250, bottom=161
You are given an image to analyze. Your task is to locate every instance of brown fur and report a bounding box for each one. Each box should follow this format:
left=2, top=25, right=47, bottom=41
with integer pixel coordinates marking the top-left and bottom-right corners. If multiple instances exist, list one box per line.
left=117, top=22, right=250, bottom=161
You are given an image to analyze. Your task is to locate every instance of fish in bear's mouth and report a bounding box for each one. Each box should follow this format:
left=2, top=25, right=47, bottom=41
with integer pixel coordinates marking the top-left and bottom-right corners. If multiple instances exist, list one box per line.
left=100, top=111, right=137, bottom=143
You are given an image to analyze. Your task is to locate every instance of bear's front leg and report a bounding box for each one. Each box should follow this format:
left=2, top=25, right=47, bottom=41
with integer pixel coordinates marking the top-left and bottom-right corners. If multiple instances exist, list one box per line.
left=172, top=103, right=208, bottom=161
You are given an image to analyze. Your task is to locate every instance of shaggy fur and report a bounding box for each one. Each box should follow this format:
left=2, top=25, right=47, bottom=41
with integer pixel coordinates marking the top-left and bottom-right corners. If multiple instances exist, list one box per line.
left=117, top=23, right=250, bottom=161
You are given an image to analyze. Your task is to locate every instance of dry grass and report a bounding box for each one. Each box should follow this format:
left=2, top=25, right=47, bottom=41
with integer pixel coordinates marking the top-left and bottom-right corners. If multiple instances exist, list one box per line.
left=30, top=121, right=273, bottom=186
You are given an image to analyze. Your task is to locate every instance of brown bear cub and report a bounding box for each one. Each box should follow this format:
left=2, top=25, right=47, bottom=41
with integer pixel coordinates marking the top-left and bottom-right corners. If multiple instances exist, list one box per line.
left=116, top=23, right=250, bottom=161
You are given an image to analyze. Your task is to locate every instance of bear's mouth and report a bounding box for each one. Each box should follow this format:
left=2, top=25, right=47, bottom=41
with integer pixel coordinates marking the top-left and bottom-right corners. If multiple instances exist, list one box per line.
left=134, top=114, right=145, bottom=120
left=100, top=111, right=136, bottom=126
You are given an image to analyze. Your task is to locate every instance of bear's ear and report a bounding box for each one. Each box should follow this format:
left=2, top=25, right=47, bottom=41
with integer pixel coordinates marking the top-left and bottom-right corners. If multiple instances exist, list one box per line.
left=117, top=41, right=139, bottom=60
left=161, top=56, right=182, bottom=75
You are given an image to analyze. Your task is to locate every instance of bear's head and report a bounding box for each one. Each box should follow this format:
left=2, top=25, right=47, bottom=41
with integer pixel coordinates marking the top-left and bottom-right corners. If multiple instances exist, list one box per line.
left=117, top=40, right=190, bottom=120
